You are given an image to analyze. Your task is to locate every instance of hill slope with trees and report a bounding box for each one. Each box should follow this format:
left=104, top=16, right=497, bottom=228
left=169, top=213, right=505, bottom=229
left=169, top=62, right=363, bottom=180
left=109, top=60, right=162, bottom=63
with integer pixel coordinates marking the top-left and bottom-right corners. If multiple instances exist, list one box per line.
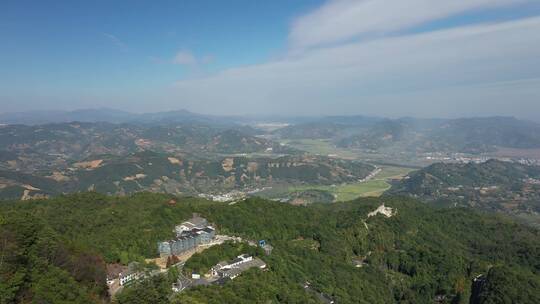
left=1, top=192, right=539, bottom=303
left=387, top=159, right=540, bottom=227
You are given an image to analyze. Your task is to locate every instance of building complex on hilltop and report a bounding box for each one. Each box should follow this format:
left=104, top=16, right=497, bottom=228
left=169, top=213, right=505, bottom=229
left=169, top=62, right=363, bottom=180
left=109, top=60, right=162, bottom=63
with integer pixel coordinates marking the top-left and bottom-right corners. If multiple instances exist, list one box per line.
left=158, top=213, right=216, bottom=258
left=210, top=254, right=266, bottom=280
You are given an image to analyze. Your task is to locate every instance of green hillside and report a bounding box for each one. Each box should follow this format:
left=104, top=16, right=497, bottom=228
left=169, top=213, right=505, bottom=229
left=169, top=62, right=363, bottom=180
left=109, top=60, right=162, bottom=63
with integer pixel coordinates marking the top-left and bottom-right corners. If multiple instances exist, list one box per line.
left=387, top=160, right=540, bottom=227
left=1, top=192, right=539, bottom=303
left=0, top=122, right=275, bottom=174
left=277, top=117, right=540, bottom=154
left=0, top=153, right=374, bottom=199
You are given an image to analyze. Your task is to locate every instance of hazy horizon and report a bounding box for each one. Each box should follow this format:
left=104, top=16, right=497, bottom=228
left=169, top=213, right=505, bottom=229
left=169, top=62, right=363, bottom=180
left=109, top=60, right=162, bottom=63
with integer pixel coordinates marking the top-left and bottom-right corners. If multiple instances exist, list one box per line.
left=2, top=1, right=540, bottom=120
left=2, top=107, right=540, bottom=124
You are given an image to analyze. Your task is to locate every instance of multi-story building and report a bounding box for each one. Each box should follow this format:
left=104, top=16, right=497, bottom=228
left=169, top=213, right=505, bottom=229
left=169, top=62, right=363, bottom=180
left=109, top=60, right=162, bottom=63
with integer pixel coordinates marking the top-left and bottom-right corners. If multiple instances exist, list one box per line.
left=158, top=214, right=215, bottom=258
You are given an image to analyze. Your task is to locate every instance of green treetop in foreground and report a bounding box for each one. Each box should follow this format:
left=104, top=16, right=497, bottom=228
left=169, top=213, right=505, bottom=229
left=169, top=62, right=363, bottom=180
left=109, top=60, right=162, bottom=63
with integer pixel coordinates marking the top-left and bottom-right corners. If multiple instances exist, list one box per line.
left=1, top=192, right=539, bottom=303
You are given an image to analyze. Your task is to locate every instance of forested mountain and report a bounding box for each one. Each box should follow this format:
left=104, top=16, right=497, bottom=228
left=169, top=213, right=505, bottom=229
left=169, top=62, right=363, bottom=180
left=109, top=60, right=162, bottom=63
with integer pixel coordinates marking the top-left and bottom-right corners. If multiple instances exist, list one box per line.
left=274, top=122, right=347, bottom=139
left=0, top=152, right=373, bottom=200
left=0, top=122, right=275, bottom=170
left=0, top=211, right=108, bottom=303
left=22, top=110, right=536, bottom=155
left=338, top=119, right=412, bottom=151
left=1, top=192, right=539, bottom=303
left=387, top=159, right=540, bottom=227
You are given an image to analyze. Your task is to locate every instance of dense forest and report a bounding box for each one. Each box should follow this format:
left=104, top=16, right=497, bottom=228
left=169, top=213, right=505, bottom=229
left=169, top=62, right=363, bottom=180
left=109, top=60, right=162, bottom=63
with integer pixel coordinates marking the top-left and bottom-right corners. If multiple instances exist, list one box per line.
left=387, top=159, right=540, bottom=227
left=1, top=192, right=540, bottom=303
left=0, top=211, right=108, bottom=303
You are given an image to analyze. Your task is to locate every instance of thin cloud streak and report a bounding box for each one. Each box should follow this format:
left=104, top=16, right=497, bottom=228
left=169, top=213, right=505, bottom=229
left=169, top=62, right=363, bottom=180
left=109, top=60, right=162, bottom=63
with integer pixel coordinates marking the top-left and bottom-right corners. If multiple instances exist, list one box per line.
left=288, top=0, right=532, bottom=50
left=173, top=50, right=197, bottom=65
left=103, top=33, right=128, bottom=50
left=171, top=50, right=215, bottom=71
left=171, top=16, right=540, bottom=118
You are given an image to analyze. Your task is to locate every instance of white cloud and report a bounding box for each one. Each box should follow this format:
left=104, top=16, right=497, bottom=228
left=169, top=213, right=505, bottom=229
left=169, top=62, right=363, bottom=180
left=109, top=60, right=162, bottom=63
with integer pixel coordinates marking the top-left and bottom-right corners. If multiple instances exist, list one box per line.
left=173, top=50, right=197, bottom=65
left=103, top=33, right=128, bottom=50
left=288, top=0, right=532, bottom=50
left=171, top=16, right=540, bottom=117
left=172, top=50, right=215, bottom=68
left=200, top=55, right=215, bottom=64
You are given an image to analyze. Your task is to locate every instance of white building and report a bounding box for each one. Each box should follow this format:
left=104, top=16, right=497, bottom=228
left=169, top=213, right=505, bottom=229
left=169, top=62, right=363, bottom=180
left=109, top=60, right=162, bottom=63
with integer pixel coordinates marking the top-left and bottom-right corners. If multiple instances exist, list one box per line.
left=227, top=254, right=253, bottom=268
left=211, top=254, right=266, bottom=280
left=119, top=262, right=141, bottom=286
left=119, top=271, right=140, bottom=286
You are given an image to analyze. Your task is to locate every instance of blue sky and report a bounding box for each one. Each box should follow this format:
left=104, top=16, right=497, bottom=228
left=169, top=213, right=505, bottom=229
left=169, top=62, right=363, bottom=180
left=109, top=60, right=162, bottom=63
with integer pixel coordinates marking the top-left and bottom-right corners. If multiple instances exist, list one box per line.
left=1, top=1, right=320, bottom=93
left=2, top=0, right=540, bottom=119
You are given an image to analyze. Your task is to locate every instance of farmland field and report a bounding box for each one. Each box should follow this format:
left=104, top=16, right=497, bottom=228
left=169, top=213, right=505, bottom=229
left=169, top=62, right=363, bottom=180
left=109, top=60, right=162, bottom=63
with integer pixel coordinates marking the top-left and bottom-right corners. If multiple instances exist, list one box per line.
left=280, top=139, right=358, bottom=159
left=288, top=165, right=414, bottom=201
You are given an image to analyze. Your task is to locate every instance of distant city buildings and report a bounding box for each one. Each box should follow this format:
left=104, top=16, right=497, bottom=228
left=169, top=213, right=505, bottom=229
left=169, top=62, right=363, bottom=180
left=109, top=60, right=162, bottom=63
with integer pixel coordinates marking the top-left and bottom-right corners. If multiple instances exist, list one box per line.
left=423, top=152, right=491, bottom=164
left=517, top=158, right=540, bottom=166
left=421, top=152, right=540, bottom=167
left=158, top=213, right=216, bottom=258
left=197, top=187, right=272, bottom=202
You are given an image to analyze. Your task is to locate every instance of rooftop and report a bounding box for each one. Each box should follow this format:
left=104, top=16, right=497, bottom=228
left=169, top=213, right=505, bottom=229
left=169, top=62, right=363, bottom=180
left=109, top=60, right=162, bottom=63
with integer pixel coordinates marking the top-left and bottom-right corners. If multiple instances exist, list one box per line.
left=182, top=213, right=208, bottom=228
left=218, top=257, right=266, bottom=276
left=164, top=226, right=215, bottom=243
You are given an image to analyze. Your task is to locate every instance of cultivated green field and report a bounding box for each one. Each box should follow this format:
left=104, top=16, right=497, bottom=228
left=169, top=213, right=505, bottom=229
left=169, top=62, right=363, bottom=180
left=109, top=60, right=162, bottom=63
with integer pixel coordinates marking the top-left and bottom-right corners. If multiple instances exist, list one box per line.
left=280, top=139, right=358, bottom=159
left=375, top=165, right=415, bottom=179
left=288, top=165, right=414, bottom=201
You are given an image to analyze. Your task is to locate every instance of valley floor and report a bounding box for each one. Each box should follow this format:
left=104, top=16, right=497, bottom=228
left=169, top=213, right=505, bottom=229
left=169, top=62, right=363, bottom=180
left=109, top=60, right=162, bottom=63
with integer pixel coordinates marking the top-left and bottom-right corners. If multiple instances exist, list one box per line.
left=258, top=165, right=413, bottom=202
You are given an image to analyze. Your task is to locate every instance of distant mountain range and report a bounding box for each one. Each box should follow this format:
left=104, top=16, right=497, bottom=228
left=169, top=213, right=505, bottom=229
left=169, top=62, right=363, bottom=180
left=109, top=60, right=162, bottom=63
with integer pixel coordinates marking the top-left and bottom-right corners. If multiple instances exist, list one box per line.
left=276, top=116, right=540, bottom=153
left=3, top=109, right=540, bottom=202
left=0, top=122, right=286, bottom=171
left=0, top=108, right=387, bottom=126
left=4, top=109, right=540, bottom=155
left=0, top=108, right=240, bottom=126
